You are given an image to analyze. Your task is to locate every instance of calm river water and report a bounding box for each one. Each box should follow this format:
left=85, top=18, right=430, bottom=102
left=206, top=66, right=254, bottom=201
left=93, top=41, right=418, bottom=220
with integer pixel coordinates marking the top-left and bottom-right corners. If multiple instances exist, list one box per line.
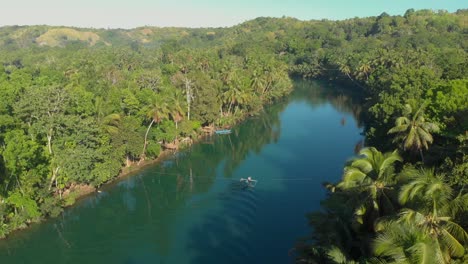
left=0, top=80, right=364, bottom=263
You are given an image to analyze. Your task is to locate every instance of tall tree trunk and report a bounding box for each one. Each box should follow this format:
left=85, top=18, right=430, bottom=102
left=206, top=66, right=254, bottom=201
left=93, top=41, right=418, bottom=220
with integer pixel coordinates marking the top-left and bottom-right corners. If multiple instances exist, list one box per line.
left=187, top=105, right=190, bottom=120
left=419, top=149, right=425, bottom=164
left=140, top=119, right=155, bottom=163
left=47, top=130, right=53, bottom=154
left=48, top=166, right=60, bottom=191
left=184, top=77, right=192, bottom=120
left=126, top=155, right=132, bottom=167
left=228, top=101, right=233, bottom=115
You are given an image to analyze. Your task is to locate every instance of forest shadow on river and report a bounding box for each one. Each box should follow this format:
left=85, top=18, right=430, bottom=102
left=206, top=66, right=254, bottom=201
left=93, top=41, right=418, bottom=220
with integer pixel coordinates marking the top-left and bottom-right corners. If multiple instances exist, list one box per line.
left=0, top=79, right=364, bottom=264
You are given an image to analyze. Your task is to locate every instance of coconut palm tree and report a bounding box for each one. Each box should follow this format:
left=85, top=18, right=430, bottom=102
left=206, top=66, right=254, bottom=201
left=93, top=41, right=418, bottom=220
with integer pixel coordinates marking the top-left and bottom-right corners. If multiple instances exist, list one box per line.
left=300, top=190, right=366, bottom=264
left=374, top=220, right=445, bottom=263
left=251, top=70, right=266, bottom=95
left=357, top=61, right=371, bottom=81
left=326, top=247, right=360, bottom=264
left=388, top=103, right=439, bottom=163
left=94, top=96, right=121, bottom=134
left=140, top=94, right=170, bottom=161
left=337, top=147, right=402, bottom=226
left=167, top=88, right=186, bottom=129
left=338, top=62, right=353, bottom=80
left=396, top=168, right=468, bottom=262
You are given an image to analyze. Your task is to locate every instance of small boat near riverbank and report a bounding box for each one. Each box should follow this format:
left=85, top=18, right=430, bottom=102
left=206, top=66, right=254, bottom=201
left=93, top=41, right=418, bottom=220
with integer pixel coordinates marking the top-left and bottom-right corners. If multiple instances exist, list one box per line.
left=215, top=129, right=231, bottom=135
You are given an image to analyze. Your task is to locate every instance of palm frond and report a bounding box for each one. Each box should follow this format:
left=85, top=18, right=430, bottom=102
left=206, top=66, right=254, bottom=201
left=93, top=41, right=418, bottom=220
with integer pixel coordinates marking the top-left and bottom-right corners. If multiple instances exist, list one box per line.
left=408, top=241, right=441, bottom=264
left=417, top=127, right=433, bottom=144
left=388, top=124, right=408, bottom=134
left=399, top=180, right=425, bottom=205
left=398, top=209, right=426, bottom=226
left=443, top=193, right=468, bottom=217
left=443, top=221, right=468, bottom=248
left=339, top=168, right=367, bottom=188
left=440, top=228, right=466, bottom=257
left=350, top=159, right=373, bottom=174
left=379, top=150, right=402, bottom=178
left=326, top=246, right=355, bottom=264
left=404, top=128, right=417, bottom=150
left=402, top=104, right=413, bottom=116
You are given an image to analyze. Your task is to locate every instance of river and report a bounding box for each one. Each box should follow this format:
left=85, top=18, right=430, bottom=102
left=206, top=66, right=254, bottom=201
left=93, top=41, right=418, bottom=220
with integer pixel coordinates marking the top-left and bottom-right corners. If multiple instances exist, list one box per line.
left=0, top=80, right=364, bottom=264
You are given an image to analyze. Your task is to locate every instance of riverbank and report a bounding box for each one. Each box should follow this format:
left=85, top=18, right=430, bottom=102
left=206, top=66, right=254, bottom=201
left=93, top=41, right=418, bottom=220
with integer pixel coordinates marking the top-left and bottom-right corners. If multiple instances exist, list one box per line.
left=63, top=91, right=293, bottom=202
left=0, top=79, right=366, bottom=263
left=0, top=88, right=292, bottom=240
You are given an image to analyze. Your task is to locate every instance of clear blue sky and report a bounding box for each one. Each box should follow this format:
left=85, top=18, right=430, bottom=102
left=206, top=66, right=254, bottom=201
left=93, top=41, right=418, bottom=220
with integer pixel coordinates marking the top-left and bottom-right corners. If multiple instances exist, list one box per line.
left=0, top=0, right=466, bottom=28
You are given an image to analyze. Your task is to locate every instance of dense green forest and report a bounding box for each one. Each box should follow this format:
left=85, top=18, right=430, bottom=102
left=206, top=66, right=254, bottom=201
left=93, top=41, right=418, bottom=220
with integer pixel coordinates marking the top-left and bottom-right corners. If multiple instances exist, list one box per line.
left=0, top=8, right=467, bottom=263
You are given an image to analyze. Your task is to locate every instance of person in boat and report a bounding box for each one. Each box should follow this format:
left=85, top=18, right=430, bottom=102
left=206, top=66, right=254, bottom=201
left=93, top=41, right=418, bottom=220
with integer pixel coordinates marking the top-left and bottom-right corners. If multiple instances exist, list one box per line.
left=240, top=176, right=255, bottom=186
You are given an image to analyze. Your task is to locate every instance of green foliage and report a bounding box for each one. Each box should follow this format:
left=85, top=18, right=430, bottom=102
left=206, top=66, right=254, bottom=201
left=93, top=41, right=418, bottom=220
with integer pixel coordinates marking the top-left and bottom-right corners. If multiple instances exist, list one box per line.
left=178, top=120, right=200, bottom=137
left=192, top=82, right=220, bottom=125
left=337, top=147, right=402, bottom=226
left=427, top=79, right=468, bottom=137
left=6, top=191, right=41, bottom=221
left=388, top=103, right=440, bottom=160
left=39, top=197, right=62, bottom=217
left=1, top=130, right=44, bottom=176
left=0, top=10, right=465, bottom=252
left=112, top=116, right=144, bottom=161
left=300, top=149, right=468, bottom=263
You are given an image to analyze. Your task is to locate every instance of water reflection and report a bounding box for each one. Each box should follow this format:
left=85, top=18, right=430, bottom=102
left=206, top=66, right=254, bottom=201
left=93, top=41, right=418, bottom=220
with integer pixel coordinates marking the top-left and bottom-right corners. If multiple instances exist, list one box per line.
left=292, top=79, right=364, bottom=127
left=0, top=80, right=364, bottom=264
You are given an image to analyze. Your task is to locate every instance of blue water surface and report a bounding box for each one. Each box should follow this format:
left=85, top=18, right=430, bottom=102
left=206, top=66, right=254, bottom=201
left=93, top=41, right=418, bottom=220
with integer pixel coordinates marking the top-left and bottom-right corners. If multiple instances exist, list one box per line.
left=0, top=80, right=364, bottom=264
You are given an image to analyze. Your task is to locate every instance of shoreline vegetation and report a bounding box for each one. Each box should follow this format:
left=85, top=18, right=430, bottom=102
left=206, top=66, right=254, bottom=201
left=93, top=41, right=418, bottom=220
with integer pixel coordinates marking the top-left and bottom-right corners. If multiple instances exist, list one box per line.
left=0, top=89, right=288, bottom=239
left=0, top=8, right=467, bottom=262
left=60, top=110, right=266, bottom=208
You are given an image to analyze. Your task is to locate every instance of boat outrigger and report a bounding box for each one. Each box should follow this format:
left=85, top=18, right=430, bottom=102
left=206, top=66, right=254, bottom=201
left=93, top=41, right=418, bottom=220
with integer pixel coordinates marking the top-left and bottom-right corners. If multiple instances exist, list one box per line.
left=240, top=177, right=257, bottom=187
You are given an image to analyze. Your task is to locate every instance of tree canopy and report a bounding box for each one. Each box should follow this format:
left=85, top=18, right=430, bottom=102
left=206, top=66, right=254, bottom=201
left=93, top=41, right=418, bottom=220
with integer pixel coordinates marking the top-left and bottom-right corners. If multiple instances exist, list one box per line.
left=0, top=10, right=466, bottom=262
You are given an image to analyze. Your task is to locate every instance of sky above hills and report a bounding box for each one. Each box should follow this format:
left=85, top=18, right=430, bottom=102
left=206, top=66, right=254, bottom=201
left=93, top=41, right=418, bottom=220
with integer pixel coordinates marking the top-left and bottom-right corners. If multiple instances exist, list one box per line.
left=1, top=0, right=466, bottom=28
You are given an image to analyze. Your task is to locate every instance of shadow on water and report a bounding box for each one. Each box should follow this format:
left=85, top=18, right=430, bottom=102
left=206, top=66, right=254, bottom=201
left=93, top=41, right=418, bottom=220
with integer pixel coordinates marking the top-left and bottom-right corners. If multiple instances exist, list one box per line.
left=291, top=78, right=365, bottom=127
left=0, top=80, right=364, bottom=264
left=184, top=80, right=365, bottom=264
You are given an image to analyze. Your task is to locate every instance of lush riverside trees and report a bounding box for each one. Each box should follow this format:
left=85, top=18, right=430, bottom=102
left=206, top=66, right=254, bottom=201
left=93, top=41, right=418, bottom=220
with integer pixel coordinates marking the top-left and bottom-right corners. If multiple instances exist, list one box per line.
left=290, top=9, right=467, bottom=263
left=0, top=9, right=466, bottom=261
left=337, top=148, right=402, bottom=228
left=388, top=103, right=440, bottom=163
left=298, top=152, right=468, bottom=264
left=0, top=30, right=294, bottom=236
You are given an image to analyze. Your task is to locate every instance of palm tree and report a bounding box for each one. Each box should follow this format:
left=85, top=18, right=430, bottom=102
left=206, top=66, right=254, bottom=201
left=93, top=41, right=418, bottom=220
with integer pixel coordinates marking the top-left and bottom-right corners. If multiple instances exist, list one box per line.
left=167, top=88, right=186, bottom=129
left=300, top=190, right=365, bottom=264
left=357, top=62, right=371, bottom=81
left=338, top=62, right=352, bottom=80
left=251, top=70, right=266, bottom=95
left=388, top=103, right=439, bottom=163
left=94, top=96, right=121, bottom=134
left=140, top=94, right=169, bottom=161
left=337, top=61, right=366, bottom=90
left=374, top=220, right=445, bottom=263
left=326, top=247, right=360, bottom=264
left=222, top=71, right=244, bottom=115
left=337, top=147, right=402, bottom=226
left=396, top=168, right=468, bottom=262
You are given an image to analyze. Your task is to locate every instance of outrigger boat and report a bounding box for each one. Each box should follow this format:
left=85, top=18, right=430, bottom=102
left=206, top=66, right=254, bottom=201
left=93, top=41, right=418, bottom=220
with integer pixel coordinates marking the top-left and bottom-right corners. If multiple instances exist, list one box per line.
left=240, top=177, right=257, bottom=187
left=215, top=129, right=231, bottom=135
